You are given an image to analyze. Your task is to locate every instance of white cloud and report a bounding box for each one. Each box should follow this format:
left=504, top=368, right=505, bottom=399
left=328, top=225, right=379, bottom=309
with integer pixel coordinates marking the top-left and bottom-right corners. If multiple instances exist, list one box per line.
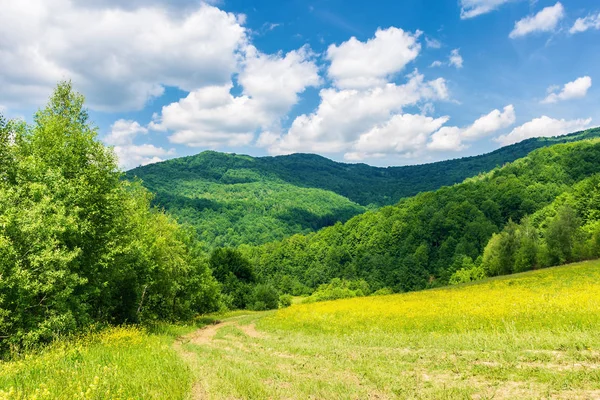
left=509, top=2, right=564, bottom=38
left=428, top=105, right=515, bottom=151
left=264, top=71, right=449, bottom=156
left=429, top=49, right=464, bottom=69
left=104, top=119, right=174, bottom=169
left=104, top=119, right=148, bottom=146
left=238, top=45, right=321, bottom=116
left=150, top=46, right=320, bottom=148
left=462, top=105, right=516, bottom=139
left=427, top=127, right=466, bottom=151
left=570, top=13, right=600, bottom=34
left=425, top=37, right=442, bottom=49
left=0, top=0, right=247, bottom=111
left=326, top=27, right=422, bottom=89
left=542, top=76, right=592, bottom=104
left=449, top=49, right=464, bottom=69
left=460, top=0, right=513, bottom=19
left=113, top=144, right=175, bottom=170
left=346, top=114, right=449, bottom=160
left=495, top=116, right=592, bottom=145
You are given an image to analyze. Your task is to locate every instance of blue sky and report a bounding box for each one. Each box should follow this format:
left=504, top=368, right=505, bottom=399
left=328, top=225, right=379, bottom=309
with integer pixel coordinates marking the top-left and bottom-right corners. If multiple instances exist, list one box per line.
left=1, top=0, right=599, bottom=169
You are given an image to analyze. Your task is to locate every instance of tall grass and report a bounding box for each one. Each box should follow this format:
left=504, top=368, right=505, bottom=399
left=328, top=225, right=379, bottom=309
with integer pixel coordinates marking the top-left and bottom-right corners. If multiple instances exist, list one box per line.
left=0, top=326, right=194, bottom=400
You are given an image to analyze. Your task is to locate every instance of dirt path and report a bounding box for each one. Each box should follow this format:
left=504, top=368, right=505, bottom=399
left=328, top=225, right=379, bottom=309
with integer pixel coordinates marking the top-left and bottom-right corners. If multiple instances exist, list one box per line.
left=173, top=317, right=266, bottom=400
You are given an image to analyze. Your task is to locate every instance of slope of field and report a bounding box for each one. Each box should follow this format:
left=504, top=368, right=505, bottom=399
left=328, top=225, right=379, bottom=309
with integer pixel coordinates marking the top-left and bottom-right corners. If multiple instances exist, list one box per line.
left=126, top=127, right=600, bottom=247
left=0, top=325, right=196, bottom=400
left=180, top=260, right=600, bottom=399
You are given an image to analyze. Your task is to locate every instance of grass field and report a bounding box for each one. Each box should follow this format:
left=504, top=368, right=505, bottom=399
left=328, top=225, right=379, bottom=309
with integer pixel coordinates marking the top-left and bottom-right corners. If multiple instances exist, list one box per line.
left=184, top=261, right=600, bottom=399
left=1, top=260, right=599, bottom=399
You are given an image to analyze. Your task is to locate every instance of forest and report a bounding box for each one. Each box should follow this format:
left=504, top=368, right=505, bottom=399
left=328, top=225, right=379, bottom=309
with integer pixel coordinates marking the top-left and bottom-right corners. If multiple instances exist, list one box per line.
left=126, top=127, right=600, bottom=248
left=238, top=138, right=600, bottom=297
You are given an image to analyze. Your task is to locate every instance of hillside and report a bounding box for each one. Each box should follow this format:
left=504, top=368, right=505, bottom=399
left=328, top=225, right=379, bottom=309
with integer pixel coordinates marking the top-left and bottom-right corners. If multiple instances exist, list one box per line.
left=244, top=137, right=600, bottom=295
left=126, top=127, right=600, bottom=247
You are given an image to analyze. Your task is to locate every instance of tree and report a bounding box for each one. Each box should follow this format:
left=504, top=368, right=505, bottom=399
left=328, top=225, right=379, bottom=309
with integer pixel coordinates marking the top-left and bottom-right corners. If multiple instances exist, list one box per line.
left=0, top=83, right=220, bottom=352
left=544, top=205, right=582, bottom=265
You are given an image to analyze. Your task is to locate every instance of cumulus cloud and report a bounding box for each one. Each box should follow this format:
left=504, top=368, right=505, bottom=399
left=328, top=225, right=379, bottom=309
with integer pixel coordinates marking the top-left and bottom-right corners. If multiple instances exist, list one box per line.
left=150, top=46, right=320, bottom=147
left=509, top=2, right=564, bottom=38
left=428, top=105, right=516, bottom=151
left=104, top=120, right=148, bottom=146
left=460, top=0, right=513, bottom=19
left=345, top=114, right=449, bottom=160
left=430, top=61, right=444, bottom=68
left=570, top=12, right=600, bottom=34
left=495, top=116, right=592, bottom=145
left=449, top=49, right=464, bottom=69
left=0, top=0, right=246, bottom=111
left=263, top=71, right=449, bottom=157
left=104, top=119, right=174, bottom=169
left=542, top=76, right=592, bottom=104
left=326, top=27, right=422, bottom=89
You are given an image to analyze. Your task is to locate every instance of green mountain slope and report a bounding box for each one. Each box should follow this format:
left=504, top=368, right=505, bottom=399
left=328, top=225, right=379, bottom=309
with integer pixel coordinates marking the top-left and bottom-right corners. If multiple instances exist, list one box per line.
left=243, top=137, right=600, bottom=295
left=126, top=127, right=600, bottom=247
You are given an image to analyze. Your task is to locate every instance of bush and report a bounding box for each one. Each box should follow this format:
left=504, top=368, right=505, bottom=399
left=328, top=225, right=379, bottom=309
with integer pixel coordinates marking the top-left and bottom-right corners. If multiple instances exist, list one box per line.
left=279, top=294, right=293, bottom=308
left=449, top=266, right=487, bottom=285
left=371, top=287, right=394, bottom=296
left=302, top=278, right=370, bottom=303
left=250, top=284, right=279, bottom=311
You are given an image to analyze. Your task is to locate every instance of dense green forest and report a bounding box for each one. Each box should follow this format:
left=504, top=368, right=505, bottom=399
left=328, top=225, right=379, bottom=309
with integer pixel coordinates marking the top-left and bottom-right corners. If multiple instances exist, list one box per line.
left=127, top=128, right=600, bottom=248
left=238, top=139, right=600, bottom=296
left=0, top=84, right=221, bottom=352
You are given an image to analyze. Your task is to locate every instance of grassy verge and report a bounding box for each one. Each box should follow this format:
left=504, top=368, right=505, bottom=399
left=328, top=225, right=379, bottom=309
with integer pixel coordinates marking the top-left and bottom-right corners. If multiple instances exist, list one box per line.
left=0, top=324, right=198, bottom=400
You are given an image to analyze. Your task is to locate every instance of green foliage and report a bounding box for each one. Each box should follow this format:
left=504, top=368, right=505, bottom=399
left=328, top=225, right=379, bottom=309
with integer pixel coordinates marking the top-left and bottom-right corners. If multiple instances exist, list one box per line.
left=371, top=287, right=394, bottom=296
left=449, top=257, right=487, bottom=285
left=209, top=248, right=256, bottom=310
left=302, top=278, right=371, bottom=303
left=278, top=294, right=293, bottom=308
left=126, top=128, right=600, bottom=248
left=0, top=83, right=220, bottom=353
left=481, top=174, right=600, bottom=275
left=249, top=284, right=279, bottom=311
left=245, top=138, right=600, bottom=295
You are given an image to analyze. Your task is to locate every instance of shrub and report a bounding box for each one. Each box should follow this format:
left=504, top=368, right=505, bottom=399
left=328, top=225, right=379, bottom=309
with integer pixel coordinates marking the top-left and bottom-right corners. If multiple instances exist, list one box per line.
left=250, top=284, right=279, bottom=310
left=279, top=294, right=293, bottom=308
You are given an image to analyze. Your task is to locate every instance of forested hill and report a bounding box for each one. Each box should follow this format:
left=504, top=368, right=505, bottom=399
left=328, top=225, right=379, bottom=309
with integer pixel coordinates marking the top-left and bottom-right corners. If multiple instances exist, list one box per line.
left=243, top=137, right=600, bottom=296
left=131, top=127, right=600, bottom=206
left=126, top=128, right=600, bottom=248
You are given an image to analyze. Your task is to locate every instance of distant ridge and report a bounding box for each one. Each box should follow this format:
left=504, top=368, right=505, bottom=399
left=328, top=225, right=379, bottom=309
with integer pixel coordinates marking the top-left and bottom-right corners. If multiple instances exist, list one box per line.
left=126, top=127, right=600, bottom=247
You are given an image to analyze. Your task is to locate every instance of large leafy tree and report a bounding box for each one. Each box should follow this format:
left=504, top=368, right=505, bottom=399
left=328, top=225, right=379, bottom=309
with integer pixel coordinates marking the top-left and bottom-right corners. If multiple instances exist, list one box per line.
left=0, top=83, right=219, bottom=352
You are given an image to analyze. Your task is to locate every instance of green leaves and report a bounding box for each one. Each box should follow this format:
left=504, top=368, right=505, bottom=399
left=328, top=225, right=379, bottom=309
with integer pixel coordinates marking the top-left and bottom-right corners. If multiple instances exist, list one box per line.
left=0, top=83, right=220, bottom=353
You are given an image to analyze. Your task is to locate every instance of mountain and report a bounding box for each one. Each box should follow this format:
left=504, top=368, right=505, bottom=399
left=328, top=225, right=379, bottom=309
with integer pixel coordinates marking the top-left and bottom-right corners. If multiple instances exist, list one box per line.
left=243, top=137, right=600, bottom=295
left=126, top=127, right=600, bottom=247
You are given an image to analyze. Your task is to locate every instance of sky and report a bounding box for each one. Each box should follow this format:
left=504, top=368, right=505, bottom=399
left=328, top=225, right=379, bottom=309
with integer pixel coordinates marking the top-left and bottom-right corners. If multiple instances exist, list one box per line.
left=1, top=0, right=599, bottom=169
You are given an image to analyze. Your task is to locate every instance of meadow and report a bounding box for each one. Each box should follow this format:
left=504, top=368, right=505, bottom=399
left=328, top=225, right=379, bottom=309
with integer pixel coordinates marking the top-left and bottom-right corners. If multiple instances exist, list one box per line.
left=1, top=260, right=599, bottom=399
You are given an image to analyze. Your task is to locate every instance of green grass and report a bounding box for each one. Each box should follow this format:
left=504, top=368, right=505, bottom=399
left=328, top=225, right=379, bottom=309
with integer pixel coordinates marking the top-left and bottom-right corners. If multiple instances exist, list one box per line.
left=183, top=261, right=600, bottom=399
left=0, top=325, right=198, bottom=400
